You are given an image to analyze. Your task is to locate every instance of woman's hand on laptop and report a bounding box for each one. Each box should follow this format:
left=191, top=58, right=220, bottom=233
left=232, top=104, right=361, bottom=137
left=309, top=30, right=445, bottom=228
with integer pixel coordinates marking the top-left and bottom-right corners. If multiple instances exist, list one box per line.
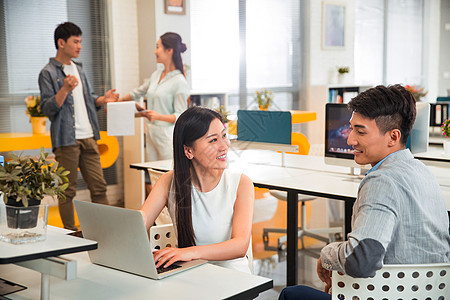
left=153, top=247, right=198, bottom=268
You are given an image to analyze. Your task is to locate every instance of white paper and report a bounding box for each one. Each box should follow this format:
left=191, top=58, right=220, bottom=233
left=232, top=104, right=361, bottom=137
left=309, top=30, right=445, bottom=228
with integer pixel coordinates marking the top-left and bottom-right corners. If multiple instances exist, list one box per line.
left=107, top=102, right=135, bottom=136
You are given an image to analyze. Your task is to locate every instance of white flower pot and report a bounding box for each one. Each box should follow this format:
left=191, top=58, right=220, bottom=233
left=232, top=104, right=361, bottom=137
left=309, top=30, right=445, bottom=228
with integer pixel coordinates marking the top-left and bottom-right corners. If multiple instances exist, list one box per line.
left=444, top=140, right=450, bottom=157
left=0, top=204, right=48, bottom=244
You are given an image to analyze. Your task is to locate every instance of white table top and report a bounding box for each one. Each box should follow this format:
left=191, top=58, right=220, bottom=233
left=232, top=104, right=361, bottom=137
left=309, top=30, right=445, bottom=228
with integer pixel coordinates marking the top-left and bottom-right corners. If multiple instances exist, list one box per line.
left=131, top=150, right=450, bottom=210
left=0, top=226, right=97, bottom=264
left=1, top=251, right=273, bottom=300
left=131, top=151, right=361, bottom=201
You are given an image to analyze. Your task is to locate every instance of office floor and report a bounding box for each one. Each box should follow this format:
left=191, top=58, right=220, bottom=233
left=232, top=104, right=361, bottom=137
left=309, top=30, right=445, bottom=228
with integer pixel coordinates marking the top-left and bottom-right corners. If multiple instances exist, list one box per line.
left=47, top=189, right=339, bottom=300
left=251, top=189, right=332, bottom=299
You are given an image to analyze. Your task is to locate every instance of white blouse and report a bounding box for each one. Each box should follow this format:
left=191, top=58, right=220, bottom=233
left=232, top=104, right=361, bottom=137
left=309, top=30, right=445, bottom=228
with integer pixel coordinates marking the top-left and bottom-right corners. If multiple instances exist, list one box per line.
left=167, top=169, right=250, bottom=273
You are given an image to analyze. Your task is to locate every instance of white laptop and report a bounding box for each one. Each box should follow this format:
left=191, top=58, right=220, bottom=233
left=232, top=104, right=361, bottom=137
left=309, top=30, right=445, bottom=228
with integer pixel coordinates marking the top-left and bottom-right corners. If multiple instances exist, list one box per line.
left=74, top=200, right=206, bottom=279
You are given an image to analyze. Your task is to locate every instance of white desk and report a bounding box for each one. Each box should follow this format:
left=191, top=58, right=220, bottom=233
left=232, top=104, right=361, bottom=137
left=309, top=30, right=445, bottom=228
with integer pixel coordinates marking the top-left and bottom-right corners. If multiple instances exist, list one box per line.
left=130, top=151, right=361, bottom=286
left=0, top=226, right=97, bottom=299
left=0, top=227, right=97, bottom=264
left=1, top=251, right=273, bottom=299
left=131, top=149, right=450, bottom=286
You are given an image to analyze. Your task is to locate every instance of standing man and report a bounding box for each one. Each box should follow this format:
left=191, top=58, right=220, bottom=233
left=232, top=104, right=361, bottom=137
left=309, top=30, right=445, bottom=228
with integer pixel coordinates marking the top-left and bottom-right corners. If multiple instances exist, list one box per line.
left=39, top=22, right=118, bottom=230
left=279, top=84, right=450, bottom=300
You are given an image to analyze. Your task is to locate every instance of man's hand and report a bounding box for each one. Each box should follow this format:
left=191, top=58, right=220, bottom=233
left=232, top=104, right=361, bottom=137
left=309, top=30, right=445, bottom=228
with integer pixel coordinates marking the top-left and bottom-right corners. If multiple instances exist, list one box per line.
left=317, top=258, right=332, bottom=293
left=63, top=75, right=79, bottom=92
left=103, top=89, right=119, bottom=104
left=97, top=89, right=119, bottom=107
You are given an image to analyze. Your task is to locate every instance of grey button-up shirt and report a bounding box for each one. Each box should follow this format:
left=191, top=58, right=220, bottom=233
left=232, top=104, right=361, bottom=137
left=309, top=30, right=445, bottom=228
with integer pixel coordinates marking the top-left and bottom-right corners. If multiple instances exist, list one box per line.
left=39, top=58, right=101, bottom=149
left=321, top=149, right=450, bottom=278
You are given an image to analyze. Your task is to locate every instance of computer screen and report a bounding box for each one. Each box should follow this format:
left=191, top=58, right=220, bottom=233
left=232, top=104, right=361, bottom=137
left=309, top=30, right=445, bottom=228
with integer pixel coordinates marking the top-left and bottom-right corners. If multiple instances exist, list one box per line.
left=324, top=103, right=363, bottom=169
left=325, top=102, right=430, bottom=168
left=408, top=102, right=429, bottom=154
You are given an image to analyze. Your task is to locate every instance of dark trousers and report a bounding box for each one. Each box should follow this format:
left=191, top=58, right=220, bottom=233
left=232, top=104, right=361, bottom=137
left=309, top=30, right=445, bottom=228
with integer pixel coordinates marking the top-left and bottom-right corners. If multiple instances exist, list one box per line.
left=54, top=138, right=107, bottom=230
left=278, top=285, right=331, bottom=300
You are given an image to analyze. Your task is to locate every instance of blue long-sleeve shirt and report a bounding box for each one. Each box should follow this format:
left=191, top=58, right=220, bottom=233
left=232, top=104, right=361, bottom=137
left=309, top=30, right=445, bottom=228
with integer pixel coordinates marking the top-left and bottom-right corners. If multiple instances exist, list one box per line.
left=321, top=149, right=450, bottom=277
left=39, top=58, right=101, bottom=149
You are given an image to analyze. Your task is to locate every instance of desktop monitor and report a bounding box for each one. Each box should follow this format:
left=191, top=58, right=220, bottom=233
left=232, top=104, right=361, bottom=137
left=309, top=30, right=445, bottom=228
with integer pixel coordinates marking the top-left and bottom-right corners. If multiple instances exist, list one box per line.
left=408, top=102, right=429, bottom=154
left=324, top=103, right=363, bottom=169
left=325, top=102, right=430, bottom=168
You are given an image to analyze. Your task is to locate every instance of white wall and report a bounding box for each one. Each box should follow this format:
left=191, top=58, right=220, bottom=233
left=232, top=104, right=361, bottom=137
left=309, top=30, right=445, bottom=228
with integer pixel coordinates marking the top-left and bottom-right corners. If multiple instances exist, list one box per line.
left=423, top=0, right=441, bottom=102
left=309, top=0, right=355, bottom=86
left=108, top=0, right=144, bottom=209
left=155, top=0, right=191, bottom=86
left=108, top=0, right=191, bottom=208
left=306, top=0, right=355, bottom=146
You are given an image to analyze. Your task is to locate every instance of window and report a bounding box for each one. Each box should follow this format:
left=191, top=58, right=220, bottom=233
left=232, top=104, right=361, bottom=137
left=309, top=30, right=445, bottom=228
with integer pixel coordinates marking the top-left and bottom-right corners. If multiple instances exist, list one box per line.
left=190, top=0, right=301, bottom=114
left=0, top=0, right=110, bottom=133
left=0, top=0, right=116, bottom=189
left=354, top=0, right=423, bottom=86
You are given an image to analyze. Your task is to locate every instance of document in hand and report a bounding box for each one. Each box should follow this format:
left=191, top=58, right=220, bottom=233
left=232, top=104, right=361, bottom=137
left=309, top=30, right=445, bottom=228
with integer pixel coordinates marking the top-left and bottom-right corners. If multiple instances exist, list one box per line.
left=107, top=101, right=135, bottom=136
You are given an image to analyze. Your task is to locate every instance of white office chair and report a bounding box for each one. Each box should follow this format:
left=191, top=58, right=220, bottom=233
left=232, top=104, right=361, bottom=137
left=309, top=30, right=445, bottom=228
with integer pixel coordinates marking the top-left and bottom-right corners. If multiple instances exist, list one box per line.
left=149, top=223, right=178, bottom=251
left=147, top=168, right=173, bottom=225
left=150, top=224, right=254, bottom=274
left=263, top=190, right=342, bottom=258
left=331, top=263, right=450, bottom=299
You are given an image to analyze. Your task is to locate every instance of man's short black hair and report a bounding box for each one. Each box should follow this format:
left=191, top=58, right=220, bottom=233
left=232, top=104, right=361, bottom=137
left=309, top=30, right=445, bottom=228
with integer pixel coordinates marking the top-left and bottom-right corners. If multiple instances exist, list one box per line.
left=54, top=22, right=82, bottom=49
left=347, top=84, right=416, bottom=145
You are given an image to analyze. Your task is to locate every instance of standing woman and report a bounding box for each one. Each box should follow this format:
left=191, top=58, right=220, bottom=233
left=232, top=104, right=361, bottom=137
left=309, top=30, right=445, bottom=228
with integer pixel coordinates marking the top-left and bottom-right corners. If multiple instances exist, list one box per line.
left=140, top=107, right=255, bottom=273
left=120, top=32, right=189, bottom=161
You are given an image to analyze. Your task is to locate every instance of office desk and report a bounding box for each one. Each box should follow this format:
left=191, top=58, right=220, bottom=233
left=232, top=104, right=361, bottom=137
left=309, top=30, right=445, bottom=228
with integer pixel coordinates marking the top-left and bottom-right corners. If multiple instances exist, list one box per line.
left=1, top=251, right=273, bottom=299
left=0, top=227, right=97, bottom=264
left=130, top=151, right=361, bottom=286
left=1, top=226, right=97, bottom=299
left=0, top=131, right=119, bottom=169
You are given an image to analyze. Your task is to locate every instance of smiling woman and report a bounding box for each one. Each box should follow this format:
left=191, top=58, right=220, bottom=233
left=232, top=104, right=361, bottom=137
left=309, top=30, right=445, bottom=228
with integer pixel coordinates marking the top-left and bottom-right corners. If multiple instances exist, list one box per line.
left=139, top=106, right=255, bottom=274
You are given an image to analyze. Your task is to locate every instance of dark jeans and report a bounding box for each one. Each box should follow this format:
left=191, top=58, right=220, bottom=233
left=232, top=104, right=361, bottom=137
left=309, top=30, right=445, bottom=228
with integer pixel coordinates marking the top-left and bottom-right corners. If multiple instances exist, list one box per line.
left=278, top=285, right=331, bottom=300
left=54, top=138, right=107, bottom=230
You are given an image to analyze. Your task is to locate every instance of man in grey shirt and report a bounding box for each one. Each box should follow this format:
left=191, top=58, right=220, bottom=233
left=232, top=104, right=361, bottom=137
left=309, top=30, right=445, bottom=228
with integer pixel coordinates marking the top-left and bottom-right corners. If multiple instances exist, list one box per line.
left=39, top=22, right=118, bottom=230
left=279, top=84, right=450, bottom=300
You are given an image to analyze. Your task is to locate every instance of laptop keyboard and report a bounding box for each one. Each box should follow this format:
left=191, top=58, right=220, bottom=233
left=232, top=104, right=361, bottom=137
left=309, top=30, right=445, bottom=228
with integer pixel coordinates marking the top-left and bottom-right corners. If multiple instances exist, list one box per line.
left=157, top=264, right=182, bottom=274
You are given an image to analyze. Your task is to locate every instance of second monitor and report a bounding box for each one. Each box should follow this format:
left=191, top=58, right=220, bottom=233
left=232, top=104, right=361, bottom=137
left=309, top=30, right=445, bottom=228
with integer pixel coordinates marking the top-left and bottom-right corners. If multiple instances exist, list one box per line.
left=324, top=102, right=430, bottom=169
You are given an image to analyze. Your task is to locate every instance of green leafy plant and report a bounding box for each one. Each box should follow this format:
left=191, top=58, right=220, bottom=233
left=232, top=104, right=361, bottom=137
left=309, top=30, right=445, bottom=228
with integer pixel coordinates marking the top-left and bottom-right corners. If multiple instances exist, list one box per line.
left=255, top=89, right=274, bottom=110
left=215, top=105, right=230, bottom=123
left=337, top=66, right=349, bottom=74
left=25, top=95, right=46, bottom=117
left=405, top=85, right=428, bottom=102
left=0, top=147, right=69, bottom=207
left=442, top=119, right=450, bottom=138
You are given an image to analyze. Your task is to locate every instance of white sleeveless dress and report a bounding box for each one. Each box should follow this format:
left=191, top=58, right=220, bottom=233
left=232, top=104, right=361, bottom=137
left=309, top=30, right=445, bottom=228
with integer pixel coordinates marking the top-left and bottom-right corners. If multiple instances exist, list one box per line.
left=167, top=169, right=251, bottom=273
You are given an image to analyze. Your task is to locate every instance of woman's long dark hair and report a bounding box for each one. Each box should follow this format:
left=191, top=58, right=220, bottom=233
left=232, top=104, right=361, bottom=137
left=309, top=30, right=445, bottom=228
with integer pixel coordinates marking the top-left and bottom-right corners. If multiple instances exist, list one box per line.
left=173, top=106, right=223, bottom=247
left=160, top=32, right=187, bottom=76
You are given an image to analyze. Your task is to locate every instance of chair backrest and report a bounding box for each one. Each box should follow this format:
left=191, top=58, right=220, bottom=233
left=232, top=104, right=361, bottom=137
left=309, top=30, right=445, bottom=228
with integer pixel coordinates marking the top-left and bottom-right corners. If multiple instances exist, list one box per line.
left=247, top=237, right=254, bottom=274
left=149, top=224, right=178, bottom=251
left=148, top=168, right=165, bottom=186
left=332, top=263, right=450, bottom=299
left=149, top=224, right=254, bottom=274
left=147, top=168, right=173, bottom=225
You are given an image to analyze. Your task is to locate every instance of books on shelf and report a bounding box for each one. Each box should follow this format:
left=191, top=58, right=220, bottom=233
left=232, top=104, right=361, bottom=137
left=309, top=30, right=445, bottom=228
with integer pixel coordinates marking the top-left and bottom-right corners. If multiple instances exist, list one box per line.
left=430, top=103, right=450, bottom=126
left=328, top=86, right=366, bottom=104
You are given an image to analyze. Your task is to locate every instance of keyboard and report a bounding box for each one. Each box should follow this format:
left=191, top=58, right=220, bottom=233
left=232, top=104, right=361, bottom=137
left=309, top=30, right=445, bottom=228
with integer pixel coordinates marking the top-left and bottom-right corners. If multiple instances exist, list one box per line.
left=157, top=263, right=182, bottom=274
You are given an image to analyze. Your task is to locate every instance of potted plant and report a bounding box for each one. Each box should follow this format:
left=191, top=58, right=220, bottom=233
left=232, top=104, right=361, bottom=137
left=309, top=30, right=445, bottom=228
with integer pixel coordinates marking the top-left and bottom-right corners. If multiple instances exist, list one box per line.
left=442, top=119, right=450, bottom=157
left=0, top=148, right=69, bottom=243
left=405, top=85, right=428, bottom=102
left=337, top=66, right=349, bottom=84
left=25, top=95, right=47, bottom=134
left=255, top=89, right=274, bottom=110
left=215, top=105, right=230, bottom=124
